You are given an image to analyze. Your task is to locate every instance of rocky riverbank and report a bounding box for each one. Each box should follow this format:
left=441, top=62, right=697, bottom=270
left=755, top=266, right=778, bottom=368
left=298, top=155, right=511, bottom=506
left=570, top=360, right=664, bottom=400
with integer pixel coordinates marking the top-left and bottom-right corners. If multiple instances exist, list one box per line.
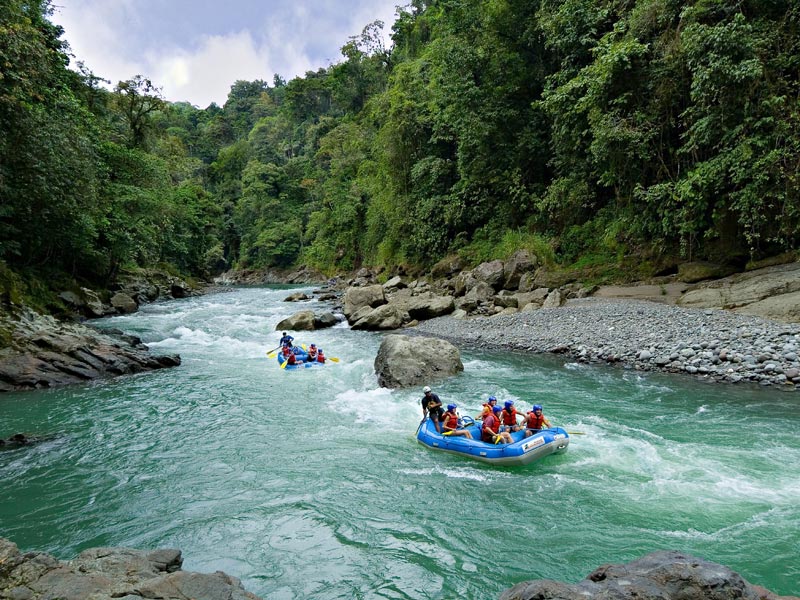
left=0, top=308, right=181, bottom=392
left=412, top=297, right=800, bottom=390
left=1, top=538, right=794, bottom=600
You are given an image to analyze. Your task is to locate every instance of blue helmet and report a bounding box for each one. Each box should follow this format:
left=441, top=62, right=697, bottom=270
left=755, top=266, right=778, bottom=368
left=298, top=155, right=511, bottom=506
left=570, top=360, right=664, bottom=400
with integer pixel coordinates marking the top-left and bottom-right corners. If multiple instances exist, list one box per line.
left=492, top=405, right=503, bottom=414
left=532, top=404, right=543, bottom=412
left=488, top=395, right=497, bottom=403
left=447, top=403, right=457, bottom=411
left=504, top=400, right=514, bottom=409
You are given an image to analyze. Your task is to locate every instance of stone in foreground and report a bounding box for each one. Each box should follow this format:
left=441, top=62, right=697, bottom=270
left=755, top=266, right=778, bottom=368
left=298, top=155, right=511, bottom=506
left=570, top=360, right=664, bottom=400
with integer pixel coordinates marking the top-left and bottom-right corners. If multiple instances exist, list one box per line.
left=0, top=537, right=261, bottom=600
left=500, top=550, right=797, bottom=600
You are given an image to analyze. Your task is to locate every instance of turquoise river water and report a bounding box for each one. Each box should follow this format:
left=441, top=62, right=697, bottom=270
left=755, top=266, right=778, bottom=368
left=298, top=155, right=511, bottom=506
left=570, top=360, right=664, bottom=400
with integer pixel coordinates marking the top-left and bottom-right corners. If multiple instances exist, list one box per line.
left=1, top=286, right=798, bottom=599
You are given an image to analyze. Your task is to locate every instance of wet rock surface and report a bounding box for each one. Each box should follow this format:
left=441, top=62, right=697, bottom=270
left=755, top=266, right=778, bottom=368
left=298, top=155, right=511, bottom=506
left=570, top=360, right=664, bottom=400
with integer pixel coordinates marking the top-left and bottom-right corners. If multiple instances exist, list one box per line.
left=500, top=550, right=797, bottom=600
left=0, top=308, right=180, bottom=393
left=374, top=334, right=464, bottom=388
left=0, top=537, right=260, bottom=600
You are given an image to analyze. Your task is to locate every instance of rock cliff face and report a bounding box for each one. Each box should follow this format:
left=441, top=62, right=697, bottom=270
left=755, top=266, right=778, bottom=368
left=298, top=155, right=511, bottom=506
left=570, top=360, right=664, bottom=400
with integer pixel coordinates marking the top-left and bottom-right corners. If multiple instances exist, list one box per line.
left=677, top=262, right=800, bottom=323
left=0, top=308, right=180, bottom=392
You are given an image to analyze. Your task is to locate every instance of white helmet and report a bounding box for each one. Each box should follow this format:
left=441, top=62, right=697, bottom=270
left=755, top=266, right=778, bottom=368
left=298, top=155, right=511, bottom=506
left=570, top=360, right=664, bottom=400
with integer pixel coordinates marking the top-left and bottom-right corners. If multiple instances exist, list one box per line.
left=423, top=386, right=431, bottom=393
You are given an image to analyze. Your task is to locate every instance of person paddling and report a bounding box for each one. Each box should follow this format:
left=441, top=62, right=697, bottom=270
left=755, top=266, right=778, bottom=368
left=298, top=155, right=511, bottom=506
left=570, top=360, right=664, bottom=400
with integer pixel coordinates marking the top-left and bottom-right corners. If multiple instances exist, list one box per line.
left=500, top=400, right=524, bottom=433
left=306, top=343, right=319, bottom=362
left=280, top=345, right=297, bottom=366
left=482, top=405, right=512, bottom=444
left=421, top=386, right=444, bottom=433
left=477, top=395, right=498, bottom=420
left=279, top=331, right=294, bottom=347
left=442, top=404, right=473, bottom=439
left=523, top=404, right=552, bottom=437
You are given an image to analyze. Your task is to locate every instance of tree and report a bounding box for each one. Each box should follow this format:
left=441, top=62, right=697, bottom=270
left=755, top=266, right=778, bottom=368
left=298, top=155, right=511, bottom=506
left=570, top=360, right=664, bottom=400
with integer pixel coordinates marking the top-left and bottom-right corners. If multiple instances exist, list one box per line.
left=113, top=75, right=166, bottom=148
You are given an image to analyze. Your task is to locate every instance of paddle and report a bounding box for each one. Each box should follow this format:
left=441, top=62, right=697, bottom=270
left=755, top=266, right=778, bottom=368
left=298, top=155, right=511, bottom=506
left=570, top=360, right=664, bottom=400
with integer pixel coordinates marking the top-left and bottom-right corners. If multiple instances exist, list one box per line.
left=415, top=416, right=426, bottom=436
left=280, top=358, right=289, bottom=369
left=266, top=345, right=282, bottom=358
left=328, top=357, right=340, bottom=363
left=527, top=427, right=585, bottom=435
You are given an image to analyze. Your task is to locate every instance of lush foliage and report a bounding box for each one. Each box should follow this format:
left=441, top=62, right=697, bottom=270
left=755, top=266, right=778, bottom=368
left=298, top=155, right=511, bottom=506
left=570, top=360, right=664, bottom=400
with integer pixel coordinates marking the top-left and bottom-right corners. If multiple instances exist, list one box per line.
left=1, top=0, right=798, bottom=299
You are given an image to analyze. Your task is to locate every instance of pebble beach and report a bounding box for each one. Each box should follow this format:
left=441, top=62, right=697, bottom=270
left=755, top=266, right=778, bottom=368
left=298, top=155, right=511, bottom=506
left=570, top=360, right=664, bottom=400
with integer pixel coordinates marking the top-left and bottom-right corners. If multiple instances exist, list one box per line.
left=412, top=298, right=800, bottom=390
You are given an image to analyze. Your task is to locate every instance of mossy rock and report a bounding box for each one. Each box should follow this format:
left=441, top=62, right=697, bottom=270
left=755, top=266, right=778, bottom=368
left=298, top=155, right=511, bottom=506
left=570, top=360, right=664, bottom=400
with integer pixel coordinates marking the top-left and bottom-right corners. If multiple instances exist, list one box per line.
left=430, top=255, right=464, bottom=279
left=677, top=261, right=738, bottom=283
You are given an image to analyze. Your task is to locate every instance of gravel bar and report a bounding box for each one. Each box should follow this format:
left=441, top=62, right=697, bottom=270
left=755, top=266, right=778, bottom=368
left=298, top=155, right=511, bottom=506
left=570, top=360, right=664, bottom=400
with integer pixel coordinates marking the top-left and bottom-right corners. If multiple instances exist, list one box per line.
left=412, top=298, right=800, bottom=390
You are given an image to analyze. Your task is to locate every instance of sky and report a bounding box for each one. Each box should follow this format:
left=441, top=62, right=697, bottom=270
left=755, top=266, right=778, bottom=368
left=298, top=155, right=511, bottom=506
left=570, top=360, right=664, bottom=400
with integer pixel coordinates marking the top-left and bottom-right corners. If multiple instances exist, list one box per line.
left=50, top=0, right=400, bottom=108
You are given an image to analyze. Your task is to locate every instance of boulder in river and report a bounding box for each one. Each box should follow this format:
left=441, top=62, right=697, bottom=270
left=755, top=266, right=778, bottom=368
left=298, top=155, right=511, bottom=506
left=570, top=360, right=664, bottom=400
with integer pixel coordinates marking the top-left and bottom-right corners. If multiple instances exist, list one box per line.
left=374, top=334, right=463, bottom=388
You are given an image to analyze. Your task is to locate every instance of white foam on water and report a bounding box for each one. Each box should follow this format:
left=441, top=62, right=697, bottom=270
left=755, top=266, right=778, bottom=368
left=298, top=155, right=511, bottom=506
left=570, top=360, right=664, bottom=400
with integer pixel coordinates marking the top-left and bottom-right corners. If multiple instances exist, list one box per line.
left=329, top=387, right=398, bottom=427
left=395, top=464, right=495, bottom=483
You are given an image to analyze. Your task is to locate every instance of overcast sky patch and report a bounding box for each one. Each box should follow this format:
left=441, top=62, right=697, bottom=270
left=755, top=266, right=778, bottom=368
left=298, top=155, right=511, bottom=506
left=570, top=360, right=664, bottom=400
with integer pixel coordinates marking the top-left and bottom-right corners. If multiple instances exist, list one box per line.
left=51, top=0, right=399, bottom=108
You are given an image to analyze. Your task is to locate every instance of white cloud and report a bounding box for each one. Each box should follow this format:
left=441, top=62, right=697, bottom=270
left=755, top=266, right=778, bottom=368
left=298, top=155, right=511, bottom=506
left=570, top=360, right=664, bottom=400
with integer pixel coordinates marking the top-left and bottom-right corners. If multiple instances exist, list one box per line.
left=51, top=0, right=400, bottom=107
left=146, top=32, right=287, bottom=107
left=53, top=0, right=144, bottom=86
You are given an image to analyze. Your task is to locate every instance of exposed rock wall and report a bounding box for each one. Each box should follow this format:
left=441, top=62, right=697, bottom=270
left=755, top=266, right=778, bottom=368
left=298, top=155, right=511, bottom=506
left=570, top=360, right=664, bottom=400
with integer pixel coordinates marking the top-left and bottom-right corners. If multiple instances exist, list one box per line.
left=0, top=308, right=180, bottom=392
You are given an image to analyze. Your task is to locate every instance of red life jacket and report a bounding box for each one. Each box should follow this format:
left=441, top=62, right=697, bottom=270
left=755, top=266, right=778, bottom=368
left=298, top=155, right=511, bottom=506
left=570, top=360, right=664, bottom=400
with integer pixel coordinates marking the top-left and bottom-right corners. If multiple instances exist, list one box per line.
left=443, top=412, right=459, bottom=429
left=282, top=348, right=296, bottom=364
left=526, top=412, right=546, bottom=429
left=482, top=414, right=500, bottom=441
left=501, top=408, right=518, bottom=426
left=317, top=353, right=325, bottom=363
left=308, top=349, right=318, bottom=360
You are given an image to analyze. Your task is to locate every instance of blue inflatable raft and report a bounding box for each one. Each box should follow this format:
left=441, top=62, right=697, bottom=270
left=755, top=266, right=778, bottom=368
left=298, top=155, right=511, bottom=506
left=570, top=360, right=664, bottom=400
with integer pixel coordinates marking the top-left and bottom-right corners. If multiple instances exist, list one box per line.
left=416, top=416, right=569, bottom=466
left=275, top=350, right=326, bottom=369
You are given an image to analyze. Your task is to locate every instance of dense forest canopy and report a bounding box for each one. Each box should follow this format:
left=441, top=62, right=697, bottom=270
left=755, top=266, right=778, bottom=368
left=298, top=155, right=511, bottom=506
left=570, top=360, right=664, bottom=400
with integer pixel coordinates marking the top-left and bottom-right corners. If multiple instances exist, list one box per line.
left=1, top=0, right=798, bottom=303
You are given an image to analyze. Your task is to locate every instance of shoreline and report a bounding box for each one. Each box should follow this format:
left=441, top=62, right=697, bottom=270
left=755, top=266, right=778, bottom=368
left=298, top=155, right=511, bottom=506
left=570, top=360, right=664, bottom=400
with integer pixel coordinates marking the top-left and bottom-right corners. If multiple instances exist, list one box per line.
left=411, top=297, right=800, bottom=391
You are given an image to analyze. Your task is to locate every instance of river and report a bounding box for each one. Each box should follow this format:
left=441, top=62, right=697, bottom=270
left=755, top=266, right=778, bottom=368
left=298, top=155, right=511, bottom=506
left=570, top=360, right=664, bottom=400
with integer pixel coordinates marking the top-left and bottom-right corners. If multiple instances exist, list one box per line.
left=1, top=286, right=798, bottom=599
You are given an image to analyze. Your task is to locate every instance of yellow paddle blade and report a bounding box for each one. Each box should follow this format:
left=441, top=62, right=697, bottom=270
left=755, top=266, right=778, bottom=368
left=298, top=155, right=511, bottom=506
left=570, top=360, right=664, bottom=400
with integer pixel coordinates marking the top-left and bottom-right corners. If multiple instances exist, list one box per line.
left=280, top=359, right=289, bottom=369
left=442, top=431, right=453, bottom=436
left=567, top=431, right=585, bottom=435
left=301, top=343, right=307, bottom=351
left=267, top=351, right=277, bottom=358
left=328, top=357, right=340, bottom=363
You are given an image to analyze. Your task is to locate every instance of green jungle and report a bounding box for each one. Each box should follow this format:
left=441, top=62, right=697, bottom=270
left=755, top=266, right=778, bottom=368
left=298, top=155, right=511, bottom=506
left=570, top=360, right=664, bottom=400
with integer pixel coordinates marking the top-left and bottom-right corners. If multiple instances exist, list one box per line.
left=2, top=0, right=798, bottom=313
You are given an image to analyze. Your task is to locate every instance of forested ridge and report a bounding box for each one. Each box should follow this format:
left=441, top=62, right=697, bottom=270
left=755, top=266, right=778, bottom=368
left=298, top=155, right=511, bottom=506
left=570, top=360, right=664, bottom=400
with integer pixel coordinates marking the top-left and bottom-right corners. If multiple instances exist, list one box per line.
left=2, top=0, right=798, bottom=311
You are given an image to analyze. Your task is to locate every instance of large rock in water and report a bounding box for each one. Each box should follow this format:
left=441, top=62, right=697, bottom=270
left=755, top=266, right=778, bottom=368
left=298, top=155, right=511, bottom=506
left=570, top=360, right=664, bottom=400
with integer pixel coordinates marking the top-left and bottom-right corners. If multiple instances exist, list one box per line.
left=500, top=550, right=795, bottom=600
left=0, top=308, right=180, bottom=392
left=0, top=537, right=261, bottom=600
left=374, top=334, right=463, bottom=388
